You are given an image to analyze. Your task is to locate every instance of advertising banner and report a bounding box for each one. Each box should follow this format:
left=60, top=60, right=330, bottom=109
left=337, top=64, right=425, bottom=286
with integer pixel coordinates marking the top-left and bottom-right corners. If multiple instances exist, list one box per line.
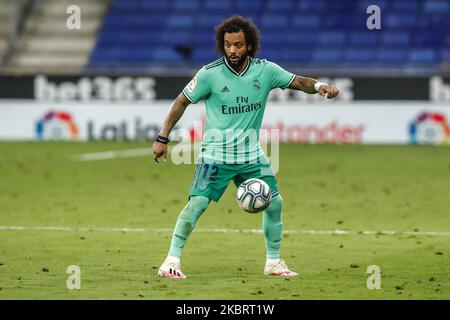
left=0, top=101, right=448, bottom=145
left=0, top=75, right=449, bottom=102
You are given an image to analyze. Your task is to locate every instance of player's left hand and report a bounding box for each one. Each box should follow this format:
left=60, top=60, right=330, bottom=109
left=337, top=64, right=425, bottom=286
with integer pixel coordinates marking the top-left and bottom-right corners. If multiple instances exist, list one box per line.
left=318, top=85, right=339, bottom=99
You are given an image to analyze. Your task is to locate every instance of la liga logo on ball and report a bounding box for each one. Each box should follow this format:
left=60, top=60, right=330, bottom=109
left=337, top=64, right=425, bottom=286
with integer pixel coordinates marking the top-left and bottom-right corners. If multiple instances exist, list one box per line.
left=237, top=178, right=272, bottom=214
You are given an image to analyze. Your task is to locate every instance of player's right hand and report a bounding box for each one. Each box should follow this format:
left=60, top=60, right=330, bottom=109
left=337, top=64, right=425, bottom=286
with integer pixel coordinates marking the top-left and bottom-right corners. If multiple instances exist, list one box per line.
left=152, top=141, right=168, bottom=163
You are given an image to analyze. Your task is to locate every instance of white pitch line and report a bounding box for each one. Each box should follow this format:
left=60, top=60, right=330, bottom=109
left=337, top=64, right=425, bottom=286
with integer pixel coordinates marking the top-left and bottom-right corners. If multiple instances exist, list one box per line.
left=72, top=143, right=199, bottom=161
left=0, top=225, right=295, bottom=234
left=1, top=225, right=450, bottom=236
left=155, top=228, right=298, bottom=234
left=0, top=226, right=148, bottom=233
left=72, top=148, right=152, bottom=161
left=298, top=230, right=450, bottom=236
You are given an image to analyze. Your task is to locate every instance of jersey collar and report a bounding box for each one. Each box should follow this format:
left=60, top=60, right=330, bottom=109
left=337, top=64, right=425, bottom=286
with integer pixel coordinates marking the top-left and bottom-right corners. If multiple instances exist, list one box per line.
left=223, top=56, right=250, bottom=77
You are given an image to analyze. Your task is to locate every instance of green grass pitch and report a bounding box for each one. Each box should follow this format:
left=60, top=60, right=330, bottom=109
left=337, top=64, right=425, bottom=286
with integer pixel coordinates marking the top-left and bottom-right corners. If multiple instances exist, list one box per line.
left=0, top=142, right=449, bottom=299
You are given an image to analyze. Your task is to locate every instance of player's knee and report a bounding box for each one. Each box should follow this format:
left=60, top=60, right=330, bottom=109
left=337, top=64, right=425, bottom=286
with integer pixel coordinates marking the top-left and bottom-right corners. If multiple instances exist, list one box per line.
left=266, top=194, right=283, bottom=214
left=186, top=196, right=210, bottom=215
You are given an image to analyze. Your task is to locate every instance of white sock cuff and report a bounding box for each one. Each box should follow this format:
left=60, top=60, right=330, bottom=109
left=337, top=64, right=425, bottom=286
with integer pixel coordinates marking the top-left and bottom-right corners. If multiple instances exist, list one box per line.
left=266, top=258, right=280, bottom=264
left=166, top=255, right=180, bottom=264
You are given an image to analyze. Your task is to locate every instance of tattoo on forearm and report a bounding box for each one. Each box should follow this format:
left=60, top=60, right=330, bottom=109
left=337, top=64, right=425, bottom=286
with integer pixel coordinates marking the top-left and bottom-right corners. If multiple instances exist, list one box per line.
left=288, top=76, right=318, bottom=94
left=160, top=94, right=189, bottom=137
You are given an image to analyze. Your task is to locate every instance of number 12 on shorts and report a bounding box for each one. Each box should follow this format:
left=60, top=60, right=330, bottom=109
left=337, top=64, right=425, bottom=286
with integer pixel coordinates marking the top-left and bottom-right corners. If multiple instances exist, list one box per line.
left=193, top=163, right=219, bottom=188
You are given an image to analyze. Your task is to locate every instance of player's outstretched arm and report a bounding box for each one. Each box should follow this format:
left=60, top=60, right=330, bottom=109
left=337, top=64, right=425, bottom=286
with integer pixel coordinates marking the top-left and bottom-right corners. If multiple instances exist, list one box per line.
left=288, top=75, right=339, bottom=99
left=152, top=92, right=191, bottom=163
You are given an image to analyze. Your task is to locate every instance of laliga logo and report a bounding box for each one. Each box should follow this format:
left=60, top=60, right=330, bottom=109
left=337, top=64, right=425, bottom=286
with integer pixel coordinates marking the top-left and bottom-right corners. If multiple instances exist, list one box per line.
left=409, top=112, right=450, bottom=145
left=36, top=111, right=79, bottom=140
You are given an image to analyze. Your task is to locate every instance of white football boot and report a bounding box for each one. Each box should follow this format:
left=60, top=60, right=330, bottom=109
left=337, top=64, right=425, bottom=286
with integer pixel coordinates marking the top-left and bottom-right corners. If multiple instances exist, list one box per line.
left=264, top=259, right=298, bottom=277
left=157, top=256, right=187, bottom=279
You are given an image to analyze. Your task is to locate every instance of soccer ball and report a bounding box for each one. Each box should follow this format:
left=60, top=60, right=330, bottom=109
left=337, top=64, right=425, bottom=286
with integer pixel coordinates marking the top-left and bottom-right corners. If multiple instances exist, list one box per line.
left=237, top=178, right=272, bottom=213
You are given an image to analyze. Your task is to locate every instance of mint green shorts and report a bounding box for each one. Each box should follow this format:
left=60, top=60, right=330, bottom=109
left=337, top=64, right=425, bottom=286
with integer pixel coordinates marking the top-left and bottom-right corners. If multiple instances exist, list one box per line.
left=188, top=156, right=280, bottom=202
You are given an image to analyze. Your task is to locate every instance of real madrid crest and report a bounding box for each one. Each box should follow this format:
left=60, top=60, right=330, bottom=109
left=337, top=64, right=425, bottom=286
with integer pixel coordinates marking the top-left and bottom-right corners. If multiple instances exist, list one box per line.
left=253, top=79, right=260, bottom=91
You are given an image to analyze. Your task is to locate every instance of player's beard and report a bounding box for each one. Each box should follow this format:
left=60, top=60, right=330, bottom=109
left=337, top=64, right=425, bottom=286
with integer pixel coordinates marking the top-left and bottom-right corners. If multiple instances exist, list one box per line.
left=225, top=53, right=248, bottom=71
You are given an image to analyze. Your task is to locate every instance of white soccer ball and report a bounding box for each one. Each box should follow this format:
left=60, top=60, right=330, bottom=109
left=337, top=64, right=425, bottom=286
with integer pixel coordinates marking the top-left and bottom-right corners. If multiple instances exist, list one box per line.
left=236, top=178, right=272, bottom=214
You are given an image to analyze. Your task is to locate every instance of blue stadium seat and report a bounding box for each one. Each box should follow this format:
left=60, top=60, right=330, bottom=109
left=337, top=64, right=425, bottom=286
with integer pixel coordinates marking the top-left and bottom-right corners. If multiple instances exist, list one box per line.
left=392, top=1, right=419, bottom=12
left=259, top=49, right=282, bottom=62
left=192, top=49, right=219, bottom=63
left=423, top=0, right=450, bottom=13
left=103, top=15, right=166, bottom=30
left=260, top=15, right=289, bottom=29
left=291, top=15, right=321, bottom=30
left=110, top=1, right=139, bottom=11
left=381, top=32, right=410, bottom=46
left=266, top=0, right=295, bottom=13
left=317, top=31, right=346, bottom=46
left=376, top=49, right=407, bottom=63
left=90, top=49, right=121, bottom=63
left=192, top=32, right=215, bottom=46
left=408, top=49, right=437, bottom=63
left=281, top=50, right=311, bottom=63
left=130, top=33, right=161, bottom=46
left=97, top=32, right=160, bottom=48
left=152, top=48, right=184, bottom=62
left=204, top=0, right=233, bottom=12
left=417, top=15, right=449, bottom=29
left=243, top=15, right=260, bottom=27
left=158, top=32, right=193, bottom=46
left=413, top=33, right=442, bottom=46
left=236, top=0, right=264, bottom=13
left=283, top=34, right=317, bottom=46
left=92, top=48, right=153, bottom=64
left=344, top=49, right=376, bottom=63
left=358, top=0, right=388, bottom=11
left=166, top=16, right=195, bottom=29
left=260, top=32, right=285, bottom=46
left=322, top=16, right=354, bottom=29
left=119, top=50, right=152, bottom=63
left=441, top=49, right=450, bottom=61
left=196, top=15, right=229, bottom=29
left=298, top=0, right=326, bottom=12
left=95, top=33, right=120, bottom=47
left=349, top=32, right=378, bottom=46
left=312, top=49, right=343, bottom=63
left=172, top=0, right=200, bottom=12
left=140, top=0, right=171, bottom=12
left=328, top=1, right=357, bottom=13
left=385, top=14, right=417, bottom=29
left=88, top=0, right=449, bottom=70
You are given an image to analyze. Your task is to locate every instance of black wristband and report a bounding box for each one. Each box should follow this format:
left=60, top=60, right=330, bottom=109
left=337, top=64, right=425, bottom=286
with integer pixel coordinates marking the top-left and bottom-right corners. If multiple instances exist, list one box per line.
left=156, top=135, right=169, bottom=144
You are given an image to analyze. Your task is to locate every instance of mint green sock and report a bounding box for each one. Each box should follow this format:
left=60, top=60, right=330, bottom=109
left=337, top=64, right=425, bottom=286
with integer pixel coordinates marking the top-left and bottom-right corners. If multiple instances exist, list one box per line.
left=168, top=196, right=210, bottom=257
left=263, top=194, right=283, bottom=260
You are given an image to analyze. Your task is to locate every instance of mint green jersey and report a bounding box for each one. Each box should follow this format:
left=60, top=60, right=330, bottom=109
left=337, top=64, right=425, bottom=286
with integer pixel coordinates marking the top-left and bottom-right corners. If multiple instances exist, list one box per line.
left=182, top=56, right=295, bottom=164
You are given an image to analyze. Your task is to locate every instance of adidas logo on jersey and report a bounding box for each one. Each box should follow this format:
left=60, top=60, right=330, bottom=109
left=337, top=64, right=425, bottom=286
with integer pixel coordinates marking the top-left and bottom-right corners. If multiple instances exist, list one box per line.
left=221, top=86, right=230, bottom=93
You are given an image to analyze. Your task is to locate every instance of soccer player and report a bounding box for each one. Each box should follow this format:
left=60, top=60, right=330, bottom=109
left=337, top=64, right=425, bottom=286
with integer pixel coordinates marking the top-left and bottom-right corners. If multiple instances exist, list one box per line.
left=153, top=16, right=339, bottom=279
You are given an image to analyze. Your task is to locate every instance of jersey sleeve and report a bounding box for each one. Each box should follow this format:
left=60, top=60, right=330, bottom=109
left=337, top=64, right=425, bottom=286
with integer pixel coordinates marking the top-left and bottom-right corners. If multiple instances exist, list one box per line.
left=267, top=61, right=296, bottom=90
left=182, top=67, right=210, bottom=104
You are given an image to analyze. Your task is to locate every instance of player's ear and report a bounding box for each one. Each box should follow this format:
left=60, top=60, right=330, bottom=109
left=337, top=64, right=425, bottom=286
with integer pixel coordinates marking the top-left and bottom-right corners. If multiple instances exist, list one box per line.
left=247, top=44, right=252, bottom=55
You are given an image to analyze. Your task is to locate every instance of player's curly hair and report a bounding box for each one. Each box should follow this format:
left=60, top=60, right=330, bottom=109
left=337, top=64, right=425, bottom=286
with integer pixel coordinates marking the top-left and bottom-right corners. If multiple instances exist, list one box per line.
left=215, top=16, right=260, bottom=58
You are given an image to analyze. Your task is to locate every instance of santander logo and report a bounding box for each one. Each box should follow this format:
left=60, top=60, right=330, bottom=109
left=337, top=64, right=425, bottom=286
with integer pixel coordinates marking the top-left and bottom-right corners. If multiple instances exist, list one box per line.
left=187, top=115, right=364, bottom=144
left=261, top=121, right=365, bottom=143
